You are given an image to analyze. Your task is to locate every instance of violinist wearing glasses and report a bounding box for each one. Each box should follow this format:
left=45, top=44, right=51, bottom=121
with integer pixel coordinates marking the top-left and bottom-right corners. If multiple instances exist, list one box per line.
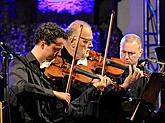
left=63, top=21, right=145, bottom=100
left=41, top=20, right=113, bottom=123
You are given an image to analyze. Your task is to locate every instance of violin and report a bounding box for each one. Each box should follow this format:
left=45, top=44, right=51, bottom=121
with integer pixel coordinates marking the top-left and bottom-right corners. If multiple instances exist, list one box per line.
left=88, top=50, right=128, bottom=78
left=44, top=55, right=100, bottom=84
left=88, top=50, right=150, bottom=79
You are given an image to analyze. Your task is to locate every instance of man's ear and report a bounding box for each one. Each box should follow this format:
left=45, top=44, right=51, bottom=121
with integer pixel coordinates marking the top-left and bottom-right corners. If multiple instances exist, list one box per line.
left=69, top=37, right=76, bottom=48
left=140, top=49, right=143, bottom=57
left=69, top=37, right=74, bottom=43
left=40, top=40, right=46, bottom=49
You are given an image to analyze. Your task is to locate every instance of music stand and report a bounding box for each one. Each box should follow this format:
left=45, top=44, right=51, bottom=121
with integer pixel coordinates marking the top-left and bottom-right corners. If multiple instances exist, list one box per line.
left=155, top=46, right=165, bottom=63
left=155, top=47, right=165, bottom=72
left=130, top=73, right=164, bottom=121
left=142, top=73, right=163, bottom=105
left=155, top=46, right=165, bottom=116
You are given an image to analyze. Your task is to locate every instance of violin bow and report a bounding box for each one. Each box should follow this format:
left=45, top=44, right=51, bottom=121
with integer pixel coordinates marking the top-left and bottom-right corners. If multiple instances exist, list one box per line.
left=101, top=10, right=115, bottom=76
left=65, top=25, right=83, bottom=93
left=99, top=10, right=115, bottom=94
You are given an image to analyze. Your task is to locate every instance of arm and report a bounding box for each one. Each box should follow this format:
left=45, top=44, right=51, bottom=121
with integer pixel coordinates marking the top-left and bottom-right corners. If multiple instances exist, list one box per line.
left=9, top=58, right=70, bottom=104
left=67, top=75, right=112, bottom=118
left=120, top=65, right=144, bottom=90
left=67, top=85, right=98, bottom=118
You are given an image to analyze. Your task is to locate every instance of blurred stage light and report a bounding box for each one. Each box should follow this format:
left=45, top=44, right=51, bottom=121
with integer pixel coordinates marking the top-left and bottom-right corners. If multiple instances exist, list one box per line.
left=38, top=0, right=94, bottom=15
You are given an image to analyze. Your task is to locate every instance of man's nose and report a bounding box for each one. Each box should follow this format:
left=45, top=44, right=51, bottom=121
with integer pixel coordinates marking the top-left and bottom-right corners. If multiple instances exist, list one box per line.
left=124, top=53, right=129, bottom=59
left=88, top=41, right=93, bottom=48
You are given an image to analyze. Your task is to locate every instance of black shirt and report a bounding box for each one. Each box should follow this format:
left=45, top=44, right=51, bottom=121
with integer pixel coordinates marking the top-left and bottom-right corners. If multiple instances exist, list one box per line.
left=99, top=67, right=150, bottom=123
left=9, top=49, right=103, bottom=123
left=9, top=52, right=64, bottom=123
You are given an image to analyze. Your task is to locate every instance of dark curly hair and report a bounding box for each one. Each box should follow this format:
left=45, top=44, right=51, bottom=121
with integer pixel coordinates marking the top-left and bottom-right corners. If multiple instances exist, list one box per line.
left=34, top=22, right=68, bottom=45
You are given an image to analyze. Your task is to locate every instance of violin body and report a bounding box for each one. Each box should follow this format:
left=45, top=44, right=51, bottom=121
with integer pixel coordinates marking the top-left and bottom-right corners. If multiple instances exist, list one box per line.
left=88, top=50, right=128, bottom=78
left=44, top=55, right=70, bottom=79
left=44, top=55, right=95, bottom=84
left=88, top=50, right=150, bottom=79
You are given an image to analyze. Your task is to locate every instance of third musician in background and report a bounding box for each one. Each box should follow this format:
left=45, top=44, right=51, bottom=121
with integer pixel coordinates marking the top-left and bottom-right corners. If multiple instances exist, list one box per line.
left=99, top=33, right=151, bottom=123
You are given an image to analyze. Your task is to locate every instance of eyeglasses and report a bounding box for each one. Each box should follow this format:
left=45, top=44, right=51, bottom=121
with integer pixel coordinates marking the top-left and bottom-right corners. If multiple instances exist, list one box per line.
left=80, top=36, right=93, bottom=45
left=80, top=37, right=92, bottom=41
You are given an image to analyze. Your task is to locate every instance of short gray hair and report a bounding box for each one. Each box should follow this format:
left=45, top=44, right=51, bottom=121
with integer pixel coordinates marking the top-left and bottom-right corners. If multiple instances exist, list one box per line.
left=120, top=33, right=142, bottom=49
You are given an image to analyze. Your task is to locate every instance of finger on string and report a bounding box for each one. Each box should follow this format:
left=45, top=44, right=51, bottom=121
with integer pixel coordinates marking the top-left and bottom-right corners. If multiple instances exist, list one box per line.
left=128, top=65, right=133, bottom=76
left=106, top=77, right=113, bottom=86
left=132, top=65, right=138, bottom=78
left=135, top=68, right=141, bottom=80
left=140, top=71, right=144, bottom=78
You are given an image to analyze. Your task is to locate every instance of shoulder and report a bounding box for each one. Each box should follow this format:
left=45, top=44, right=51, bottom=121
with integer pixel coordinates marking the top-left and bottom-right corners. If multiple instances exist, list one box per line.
left=9, top=55, right=29, bottom=71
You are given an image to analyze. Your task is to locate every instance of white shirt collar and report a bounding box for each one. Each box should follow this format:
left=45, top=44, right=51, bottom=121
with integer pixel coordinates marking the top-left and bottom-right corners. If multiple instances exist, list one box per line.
left=77, top=58, right=88, bottom=66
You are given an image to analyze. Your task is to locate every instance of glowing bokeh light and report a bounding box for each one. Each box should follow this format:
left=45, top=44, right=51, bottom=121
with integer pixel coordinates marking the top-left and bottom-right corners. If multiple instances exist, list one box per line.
left=38, top=0, right=94, bottom=15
